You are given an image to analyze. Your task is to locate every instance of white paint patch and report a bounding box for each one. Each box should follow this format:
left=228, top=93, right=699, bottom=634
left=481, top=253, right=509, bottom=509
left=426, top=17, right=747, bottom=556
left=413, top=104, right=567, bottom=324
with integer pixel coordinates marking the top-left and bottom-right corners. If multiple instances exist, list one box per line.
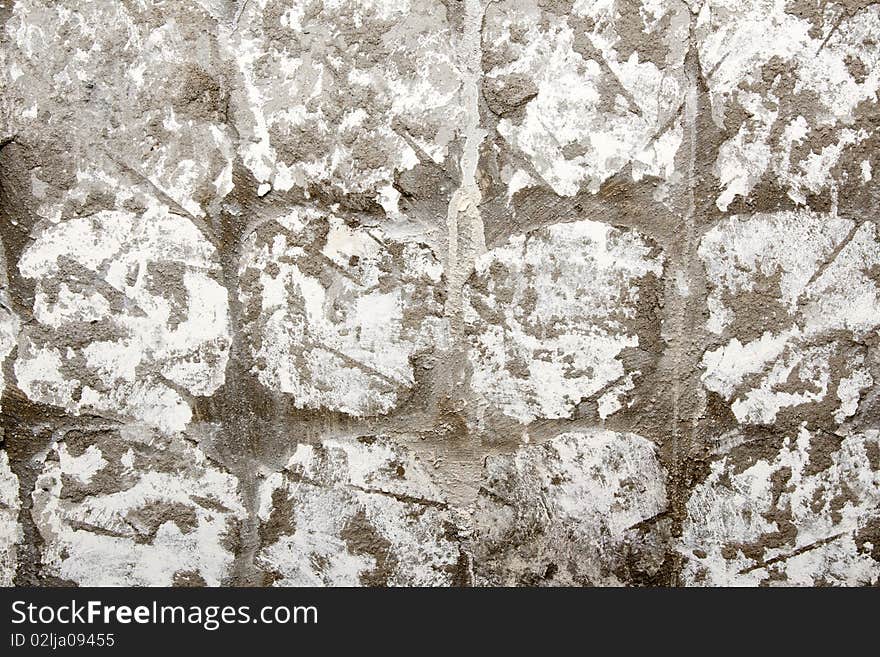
left=464, top=219, right=662, bottom=423
left=471, top=430, right=669, bottom=585
left=680, top=428, right=880, bottom=586
left=0, top=250, right=20, bottom=415
left=506, top=169, right=535, bottom=206
left=58, top=443, right=108, bottom=485
left=597, top=371, right=638, bottom=420
left=835, top=367, right=873, bottom=425
left=239, top=207, right=448, bottom=416
left=15, top=209, right=231, bottom=434
left=31, top=424, right=245, bottom=586
left=699, top=211, right=880, bottom=425
left=0, top=451, right=22, bottom=586
left=484, top=0, right=690, bottom=195
left=701, top=332, right=793, bottom=399
left=698, top=0, right=880, bottom=209
left=255, top=436, right=462, bottom=586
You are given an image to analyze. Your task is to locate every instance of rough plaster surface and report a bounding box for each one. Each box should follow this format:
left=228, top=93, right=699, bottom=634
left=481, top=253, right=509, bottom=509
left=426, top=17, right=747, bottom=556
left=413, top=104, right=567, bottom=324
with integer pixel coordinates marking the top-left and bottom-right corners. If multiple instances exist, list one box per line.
left=0, top=0, right=878, bottom=587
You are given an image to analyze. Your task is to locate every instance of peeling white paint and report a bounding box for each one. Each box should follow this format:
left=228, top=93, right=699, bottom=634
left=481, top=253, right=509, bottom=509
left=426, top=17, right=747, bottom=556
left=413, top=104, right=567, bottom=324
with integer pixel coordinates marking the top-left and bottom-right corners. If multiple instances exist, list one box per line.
left=224, top=0, right=467, bottom=201
left=32, top=425, right=245, bottom=586
left=0, top=0, right=878, bottom=589
left=485, top=0, right=690, bottom=196
left=239, top=207, right=447, bottom=416
left=472, top=430, right=669, bottom=586
left=2, top=1, right=238, bottom=217
left=0, top=451, right=22, bottom=586
left=15, top=209, right=231, bottom=433
left=255, top=436, right=462, bottom=586
left=700, top=211, right=880, bottom=426
left=681, top=428, right=880, bottom=586
left=698, top=0, right=880, bottom=209
left=465, top=220, right=662, bottom=423
left=0, top=251, right=20, bottom=415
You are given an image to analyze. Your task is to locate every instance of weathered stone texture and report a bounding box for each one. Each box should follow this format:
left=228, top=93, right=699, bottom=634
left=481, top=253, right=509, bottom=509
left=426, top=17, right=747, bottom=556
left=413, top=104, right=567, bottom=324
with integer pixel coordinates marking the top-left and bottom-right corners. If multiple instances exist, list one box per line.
left=471, top=430, right=670, bottom=586
left=1, top=0, right=878, bottom=586
left=464, top=219, right=662, bottom=425
left=31, top=424, right=245, bottom=586
left=255, top=436, right=464, bottom=586
left=0, top=450, right=20, bottom=585
left=15, top=209, right=231, bottom=433
left=680, top=428, right=880, bottom=586
left=239, top=207, right=448, bottom=416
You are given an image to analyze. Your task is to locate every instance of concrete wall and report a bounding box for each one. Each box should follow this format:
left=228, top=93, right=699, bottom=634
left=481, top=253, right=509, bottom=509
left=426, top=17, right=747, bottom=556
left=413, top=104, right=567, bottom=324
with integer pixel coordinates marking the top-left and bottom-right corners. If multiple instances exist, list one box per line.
left=0, top=0, right=878, bottom=586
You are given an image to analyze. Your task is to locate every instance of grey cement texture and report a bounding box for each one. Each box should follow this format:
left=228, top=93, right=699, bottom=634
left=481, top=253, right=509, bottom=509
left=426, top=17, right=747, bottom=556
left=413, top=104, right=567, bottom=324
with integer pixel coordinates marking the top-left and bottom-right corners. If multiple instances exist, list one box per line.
left=0, top=0, right=879, bottom=587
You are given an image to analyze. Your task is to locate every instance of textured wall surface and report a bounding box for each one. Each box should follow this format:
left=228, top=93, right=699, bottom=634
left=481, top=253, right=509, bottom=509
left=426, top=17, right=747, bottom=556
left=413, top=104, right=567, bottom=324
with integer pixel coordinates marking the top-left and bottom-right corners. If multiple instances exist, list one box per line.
left=1, top=0, right=879, bottom=587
